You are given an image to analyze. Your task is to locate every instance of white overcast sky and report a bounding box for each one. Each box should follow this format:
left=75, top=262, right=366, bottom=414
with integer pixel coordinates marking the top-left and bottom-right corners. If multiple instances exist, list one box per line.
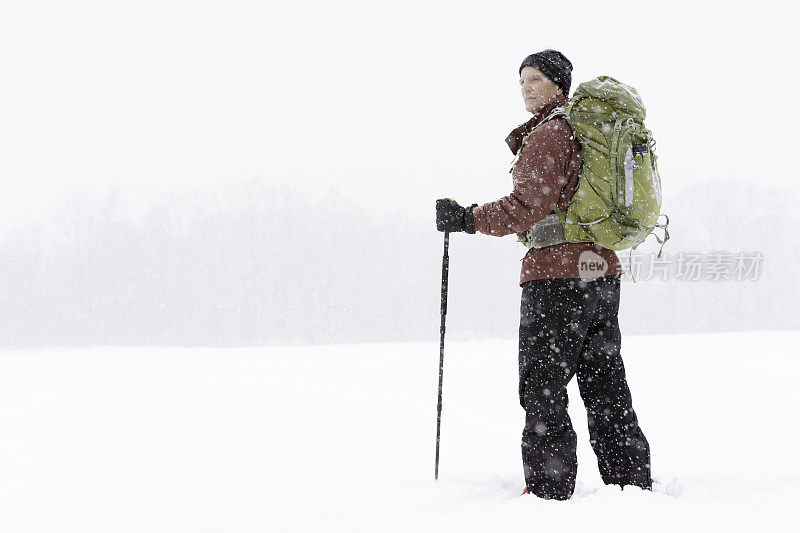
left=1, top=0, right=798, bottom=237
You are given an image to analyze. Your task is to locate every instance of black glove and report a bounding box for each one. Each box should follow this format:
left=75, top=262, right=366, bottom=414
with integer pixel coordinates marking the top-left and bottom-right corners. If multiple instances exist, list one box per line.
left=436, top=198, right=478, bottom=234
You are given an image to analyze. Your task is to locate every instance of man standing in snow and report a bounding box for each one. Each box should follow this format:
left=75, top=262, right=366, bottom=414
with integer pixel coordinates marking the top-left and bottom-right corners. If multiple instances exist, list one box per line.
left=435, top=49, right=651, bottom=500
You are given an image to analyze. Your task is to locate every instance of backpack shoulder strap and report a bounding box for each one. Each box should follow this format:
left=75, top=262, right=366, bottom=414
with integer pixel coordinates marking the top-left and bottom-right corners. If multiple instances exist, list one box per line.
left=532, top=107, right=566, bottom=132
left=508, top=107, right=567, bottom=173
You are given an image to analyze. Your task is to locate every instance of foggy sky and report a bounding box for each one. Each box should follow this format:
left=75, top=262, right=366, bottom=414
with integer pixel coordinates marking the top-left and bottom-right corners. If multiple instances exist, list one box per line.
left=1, top=0, right=798, bottom=233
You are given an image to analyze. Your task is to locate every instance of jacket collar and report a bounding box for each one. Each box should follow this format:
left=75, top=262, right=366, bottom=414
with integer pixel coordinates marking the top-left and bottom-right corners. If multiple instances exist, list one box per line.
left=505, top=94, right=568, bottom=155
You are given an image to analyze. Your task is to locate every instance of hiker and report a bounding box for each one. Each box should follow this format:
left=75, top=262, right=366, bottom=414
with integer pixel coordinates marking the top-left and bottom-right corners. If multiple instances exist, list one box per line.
left=435, top=49, right=651, bottom=500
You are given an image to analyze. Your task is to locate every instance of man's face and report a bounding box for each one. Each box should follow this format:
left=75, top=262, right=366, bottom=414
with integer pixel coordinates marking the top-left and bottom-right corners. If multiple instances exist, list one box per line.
left=520, top=66, right=563, bottom=114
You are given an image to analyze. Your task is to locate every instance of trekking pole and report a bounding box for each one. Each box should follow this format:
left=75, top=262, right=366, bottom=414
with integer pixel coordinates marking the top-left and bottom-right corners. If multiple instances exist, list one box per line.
left=435, top=230, right=449, bottom=480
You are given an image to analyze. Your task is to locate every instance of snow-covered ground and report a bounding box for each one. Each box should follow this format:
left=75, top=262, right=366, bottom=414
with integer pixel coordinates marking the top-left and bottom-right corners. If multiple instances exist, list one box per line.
left=1, top=331, right=798, bottom=532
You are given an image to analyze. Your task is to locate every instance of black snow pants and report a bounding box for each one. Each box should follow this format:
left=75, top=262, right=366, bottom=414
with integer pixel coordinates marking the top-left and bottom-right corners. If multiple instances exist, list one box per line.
left=518, top=273, right=651, bottom=500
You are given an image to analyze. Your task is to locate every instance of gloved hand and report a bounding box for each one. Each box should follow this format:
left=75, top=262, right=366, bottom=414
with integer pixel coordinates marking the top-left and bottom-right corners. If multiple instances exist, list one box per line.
left=436, top=198, right=478, bottom=234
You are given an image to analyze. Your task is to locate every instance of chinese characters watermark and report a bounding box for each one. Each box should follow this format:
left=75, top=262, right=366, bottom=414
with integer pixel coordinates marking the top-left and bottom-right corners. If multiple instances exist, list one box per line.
left=618, top=251, right=764, bottom=282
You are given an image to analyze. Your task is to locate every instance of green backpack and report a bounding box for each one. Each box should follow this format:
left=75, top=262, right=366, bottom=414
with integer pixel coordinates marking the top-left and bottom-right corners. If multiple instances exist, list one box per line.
left=518, top=75, right=669, bottom=258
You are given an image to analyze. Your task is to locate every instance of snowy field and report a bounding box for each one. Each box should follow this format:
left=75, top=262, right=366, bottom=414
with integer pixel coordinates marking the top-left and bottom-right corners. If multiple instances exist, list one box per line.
left=1, top=330, right=798, bottom=532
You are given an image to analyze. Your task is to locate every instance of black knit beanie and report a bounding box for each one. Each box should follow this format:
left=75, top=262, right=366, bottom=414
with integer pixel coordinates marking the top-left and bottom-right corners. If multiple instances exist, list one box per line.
left=519, top=49, right=573, bottom=97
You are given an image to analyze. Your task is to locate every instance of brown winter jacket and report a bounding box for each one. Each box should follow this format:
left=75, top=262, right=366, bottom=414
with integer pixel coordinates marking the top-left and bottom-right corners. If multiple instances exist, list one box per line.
left=471, top=94, right=622, bottom=286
